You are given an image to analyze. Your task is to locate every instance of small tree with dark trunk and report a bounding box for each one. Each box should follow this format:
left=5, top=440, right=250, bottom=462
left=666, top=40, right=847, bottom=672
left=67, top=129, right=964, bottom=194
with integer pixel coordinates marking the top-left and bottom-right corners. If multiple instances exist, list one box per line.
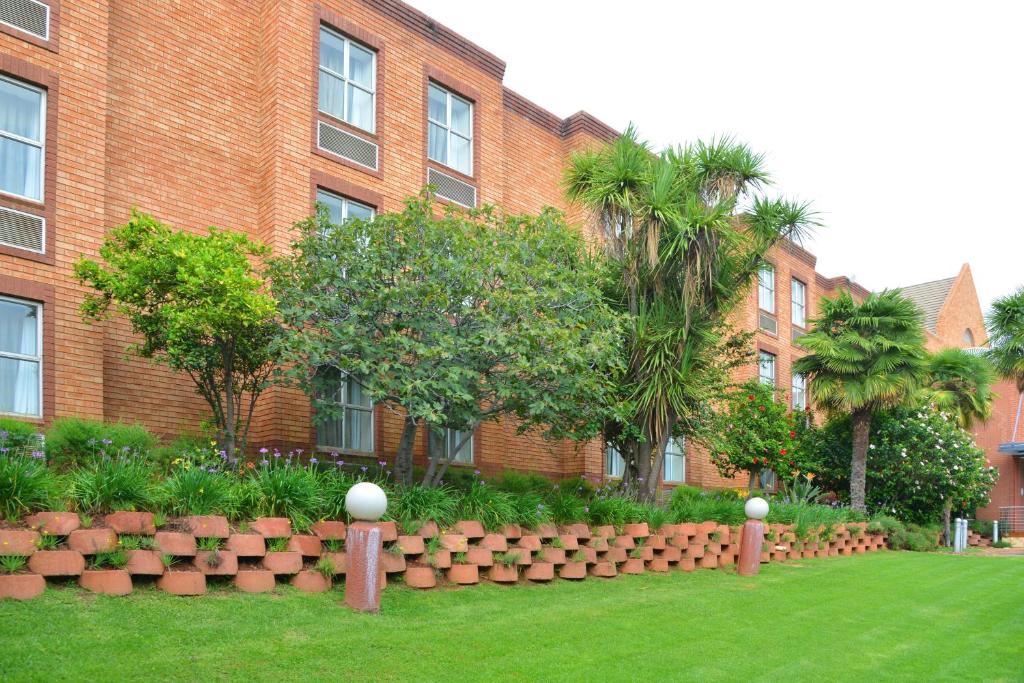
left=270, top=194, right=622, bottom=486
left=74, top=210, right=281, bottom=458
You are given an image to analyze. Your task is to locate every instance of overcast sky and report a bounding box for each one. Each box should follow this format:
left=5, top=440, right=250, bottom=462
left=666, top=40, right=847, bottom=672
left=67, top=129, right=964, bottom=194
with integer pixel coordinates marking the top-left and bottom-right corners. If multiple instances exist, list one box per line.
left=407, top=0, right=1022, bottom=313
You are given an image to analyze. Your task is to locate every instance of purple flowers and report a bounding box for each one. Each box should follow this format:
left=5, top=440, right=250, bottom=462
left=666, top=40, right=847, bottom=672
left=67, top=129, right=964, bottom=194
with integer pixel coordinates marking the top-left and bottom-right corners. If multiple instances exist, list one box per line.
left=378, top=460, right=387, bottom=468
left=0, top=430, right=8, bottom=440
left=30, top=451, right=45, bottom=460
left=260, top=459, right=269, bottom=466
left=259, top=447, right=269, bottom=454
left=360, top=465, right=368, bottom=472
left=102, top=438, right=113, bottom=446
left=310, top=457, right=319, bottom=465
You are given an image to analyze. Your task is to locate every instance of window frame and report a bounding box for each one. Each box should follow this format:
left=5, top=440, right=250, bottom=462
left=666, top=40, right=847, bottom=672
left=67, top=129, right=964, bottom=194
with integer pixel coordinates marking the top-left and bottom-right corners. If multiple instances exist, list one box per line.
left=605, top=443, right=625, bottom=479
left=427, top=81, right=474, bottom=176
left=791, top=372, right=807, bottom=411
left=0, top=294, right=43, bottom=419
left=663, top=436, right=686, bottom=483
left=0, top=74, right=46, bottom=204
left=317, top=25, right=377, bottom=135
left=758, top=350, right=776, bottom=387
left=445, top=427, right=474, bottom=464
left=314, top=188, right=375, bottom=225
left=791, top=278, right=806, bottom=329
left=314, top=369, right=375, bottom=454
left=757, top=263, right=775, bottom=314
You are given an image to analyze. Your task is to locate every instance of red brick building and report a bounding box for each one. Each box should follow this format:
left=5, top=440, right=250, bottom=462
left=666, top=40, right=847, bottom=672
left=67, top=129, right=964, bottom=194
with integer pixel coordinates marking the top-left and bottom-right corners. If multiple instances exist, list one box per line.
left=1, top=1, right=1009, bottom=497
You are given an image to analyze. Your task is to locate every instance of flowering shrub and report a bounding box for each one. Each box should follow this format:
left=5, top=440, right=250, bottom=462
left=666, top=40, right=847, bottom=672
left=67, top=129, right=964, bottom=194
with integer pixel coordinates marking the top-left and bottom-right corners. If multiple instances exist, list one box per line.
left=0, top=432, right=55, bottom=520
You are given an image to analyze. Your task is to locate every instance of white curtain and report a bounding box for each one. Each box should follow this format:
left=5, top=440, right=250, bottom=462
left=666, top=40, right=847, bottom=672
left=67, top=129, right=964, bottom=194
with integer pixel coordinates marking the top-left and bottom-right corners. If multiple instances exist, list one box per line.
left=0, top=79, right=43, bottom=201
left=0, top=300, right=40, bottom=416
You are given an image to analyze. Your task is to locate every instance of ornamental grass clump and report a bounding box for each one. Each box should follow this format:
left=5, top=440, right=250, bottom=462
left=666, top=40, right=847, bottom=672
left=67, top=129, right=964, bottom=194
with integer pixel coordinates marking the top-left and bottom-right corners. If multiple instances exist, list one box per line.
left=316, top=468, right=358, bottom=521
left=509, top=491, right=551, bottom=530
left=454, top=481, right=516, bottom=531
left=239, top=460, right=322, bottom=531
left=161, top=466, right=239, bottom=518
left=0, top=449, right=57, bottom=521
left=388, top=484, right=458, bottom=531
left=67, top=455, right=159, bottom=513
left=44, top=417, right=158, bottom=470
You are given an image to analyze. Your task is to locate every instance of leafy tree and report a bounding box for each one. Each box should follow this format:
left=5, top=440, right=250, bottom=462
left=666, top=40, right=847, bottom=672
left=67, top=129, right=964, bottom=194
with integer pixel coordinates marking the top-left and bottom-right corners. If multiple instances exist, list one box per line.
left=921, top=348, right=995, bottom=428
left=270, top=194, right=623, bottom=487
left=565, top=129, right=817, bottom=501
left=811, top=406, right=998, bottom=525
left=74, top=210, right=280, bottom=458
left=793, top=290, right=928, bottom=511
left=704, top=380, right=815, bottom=492
left=988, top=287, right=1024, bottom=439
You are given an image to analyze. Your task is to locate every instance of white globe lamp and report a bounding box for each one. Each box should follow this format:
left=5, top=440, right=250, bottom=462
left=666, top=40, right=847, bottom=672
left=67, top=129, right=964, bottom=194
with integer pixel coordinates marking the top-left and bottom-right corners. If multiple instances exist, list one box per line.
left=745, top=496, right=769, bottom=520
left=345, top=482, right=388, bottom=521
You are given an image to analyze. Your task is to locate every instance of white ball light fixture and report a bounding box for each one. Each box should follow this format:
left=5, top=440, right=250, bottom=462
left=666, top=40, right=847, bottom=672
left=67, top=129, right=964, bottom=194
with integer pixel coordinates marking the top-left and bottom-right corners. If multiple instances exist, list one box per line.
left=345, top=482, right=388, bottom=521
left=744, top=496, right=770, bottom=520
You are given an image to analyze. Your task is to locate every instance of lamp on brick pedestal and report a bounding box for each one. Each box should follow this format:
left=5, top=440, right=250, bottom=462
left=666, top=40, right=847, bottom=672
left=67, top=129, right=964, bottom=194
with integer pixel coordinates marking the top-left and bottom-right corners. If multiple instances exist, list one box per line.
left=344, top=482, right=388, bottom=612
left=737, top=496, right=769, bottom=577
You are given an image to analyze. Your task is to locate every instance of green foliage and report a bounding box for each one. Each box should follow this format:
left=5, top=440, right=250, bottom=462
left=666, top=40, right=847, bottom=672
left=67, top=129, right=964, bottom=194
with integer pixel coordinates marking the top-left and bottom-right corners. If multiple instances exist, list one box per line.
left=266, top=537, right=289, bottom=553
left=888, top=524, right=941, bottom=552
left=151, top=433, right=217, bottom=475
left=969, top=519, right=994, bottom=537
left=0, top=419, right=42, bottom=456
left=315, top=556, right=335, bottom=578
left=44, top=417, right=158, bottom=470
left=776, top=475, right=823, bottom=505
left=315, top=468, right=359, bottom=522
left=454, top=482, right=517, bottom=531
left=161, top=467, right=238, bottom=517
left=705, top=381, right=812, bottom=488
left=270, top=193, right=623, bottom=486
left=587, top=495, right=644, bottom=527
left=74, top=210, right=281, bottom=457
left=0, top=555, right=28, bottom=574
left=387, top=484, right=458, bottom=530
left=922, top=348, right=995, bottom=428
left=196, top=537, right=223, bottom=552
left=496, top=471, right=556, bottom=496
left=118, top=535, right=155, bottom=551
left=987, top=286, right=1024, bottom=391
left=494, top=551, right=521, bottom=566
left=0, top=451, right=56, bottom=520
left=91, top=549, right=129, bottom=570
left=239, top=462, right=322, bottom=531
left=37, top=534, right=60, bottom=550
left=547, top=489, right=588, bottom=525
left=667, top=487, right=746, bottom=526
left=66, top=456, right=159, bottom=513
left=322, top=539, right=344, bottom=553
left=508, top=491, right=551, bottom=529
left=991, top=540, right=1012, bottom=549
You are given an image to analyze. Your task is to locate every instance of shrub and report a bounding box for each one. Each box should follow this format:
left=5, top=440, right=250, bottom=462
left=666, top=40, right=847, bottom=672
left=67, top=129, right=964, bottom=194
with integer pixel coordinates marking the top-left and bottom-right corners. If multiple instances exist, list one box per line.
left=587, top=496, right=644, bottom=527
left=151, top=433, right=217, bottom=474
left=668, top=488, right=745, bottom=525
left=454, top=482, right=517, bottom=531
left=0, top=452, right=57, bottom=520
left=497, top=471, right=556, bottom=496
left=388, top=484, right=458, bottom=531
left=509, top=491, right=551, bottom=529
left=161, top=467, right=238, bottom=517
left=317, top=468, right=359, bottom=521
left=547, top=489, right=588, bottom=525
left=0, top=418, right=43, bottom=456
left=45, top=417, right=158, bottom=470
left=67, top=456, right=159, bottom=513
left=239, top=463, right=322, bottom=530
left=889, top=524, right=941, bottom=551
left=639, top=504, right=670, bottom=531
left=0, top=555, right=28, bottom=574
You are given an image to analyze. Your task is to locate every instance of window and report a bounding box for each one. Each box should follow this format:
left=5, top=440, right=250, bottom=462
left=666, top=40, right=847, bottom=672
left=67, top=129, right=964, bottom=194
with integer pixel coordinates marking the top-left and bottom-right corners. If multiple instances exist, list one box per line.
left=758, top=351, right=776, bottom=386
left=0, top=75, right=45, bottom=201
left=664, top=436, right=685, bottom=483
left=315, top=367, right=373, bottom=452
left=791, top=279, right=806, bottom=327
left=318, top=26, right=376, bottom=133
left=792, top=373, right=807, bottom=411
left=315, top=189, right=374, bottom=225
left=759, top=468, right=777, bottom=491
left=757, top=264, right=775, bottom=313
left=606, top=444, right=625, bottom=478
left=0, top=296, right=41, bottom=417
left=427, top=83, right=472, bottom=175
left=445, top=428, right=473, bottom=464
left=963, top=328, right=975, bottom=346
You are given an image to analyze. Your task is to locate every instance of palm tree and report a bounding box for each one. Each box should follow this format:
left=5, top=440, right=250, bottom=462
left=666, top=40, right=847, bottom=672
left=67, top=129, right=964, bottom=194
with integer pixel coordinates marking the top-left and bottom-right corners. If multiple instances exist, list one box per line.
left=987, top=287, right=1024, bottom=444
left=566, top=129, right=818, bottom=501
left=794, top=290, right=928, bottom=511
left=922, top=348, right=995, bottom=428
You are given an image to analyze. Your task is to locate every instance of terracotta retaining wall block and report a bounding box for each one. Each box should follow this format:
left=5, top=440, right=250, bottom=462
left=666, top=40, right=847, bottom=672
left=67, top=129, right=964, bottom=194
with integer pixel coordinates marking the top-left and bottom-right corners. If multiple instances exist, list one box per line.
left=29, top=550, right=85, bottom=576
left=291, top=570, right=331, bottom=593
left=488, top=564, right=518, bottom=583
left=466, top=548, right=493, bottom=567
left=234, top=569, right=276, bottom=593
left=194, top=550, right=238, bottom=576
left=395, top=535, right=425, bottom=555
left=447, top=564, right=479, bottom=584
left=480, top=533, right=508, bottom=552
left=226, top=534, right=265, bottom=557
left=660, top=546, right=682, bottom=563
left=381, top=551, right=407, bottom=573
left=525, top=562, right=554, bottom=582
left=155, top=532, right=197, bottom=557
left=0, top=530, right=40, bottom=556
left=579, top=547, right=598, bottom=563
left=678, top=557, right=696, bottom=572
left=517, top=535, right=542, bottom=551
left=686, top=544, right=705, bottom=560
left=588, top=537, right=609, bottom=551
left=440, top=534, right=468, bottom=552
left=557, top=534, right=579, bottom=551
left=564, top=524, right=591, bottom=540
left=0, top=574, right=46, bottom=600
left=604, top=547, right=627, bottom=564
left=80, top=570, right=133, bottom=596
left=405, top=565, right=437, bottom=589
left=559, top=561, right=587, bottom=579
left=251, top=517, right=291, bottom=538
left=647, top=558, right=669, bottom=572
left=699, top=555, right=719, bottom=570
left=26, top=512, right=80, bottom=535
left=538, top=547, right=566, bottom=565
left=613, top=535, right=636, bottom=550
left=125, top=550, right=164, bottom=575
left=415, top=521, right=439, bottom=538
left=323, top=551, right=347, bottom=574
left=536, top=523, right=558, bottom=539
left=635, top=546, right=655, bottom=562
left=262, top=551, right=302, bottom=575
left=68, top=529, right=116, bottom=555
left=158, top=571, right=207, bottom=596
left=287, top=535, right=322, bottom=557
left=624, top=523, right=649, bottom=538
left=592, top=525, right=615, bottom=538
left=428, top=550, right=452, bottom=569
left=185, top=516, right=230, bottom=538
left=620, top=558, right=645, bottom=575
left=376, top=521, right=399, bottom=542
left=454, top=520, right=485, bottom=539
left=311, top=520, right=346, bottom=540
left=589, top=561, right=617, bottom=578
left=501, top=524, right=522, bottom=540
left=647, top=534, right=666, bottom=550
left=105, top=512, right=156, bottom=535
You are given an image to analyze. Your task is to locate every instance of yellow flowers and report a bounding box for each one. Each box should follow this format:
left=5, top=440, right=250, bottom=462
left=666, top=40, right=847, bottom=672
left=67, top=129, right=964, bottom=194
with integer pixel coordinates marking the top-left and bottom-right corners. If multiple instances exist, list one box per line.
left=806, top=472, right=816, bottom=481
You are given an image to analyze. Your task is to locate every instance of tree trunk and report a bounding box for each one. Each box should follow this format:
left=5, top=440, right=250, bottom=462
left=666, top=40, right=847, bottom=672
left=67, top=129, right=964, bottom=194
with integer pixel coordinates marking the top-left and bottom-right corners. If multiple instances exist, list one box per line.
left=635, top=440, right=652, bottom=502
left=222, top=346, right=236, bottom=459
left=748, top=468, right=760, bottom=494
left=849, top=409, right=872, bottom=512
left=643, top=418, right=674, bottom=502
left=421, top=427, right=447, bottom=487
left=394, top=416, right=419, bottom=487
left=942, top=501, right=952, bottom=547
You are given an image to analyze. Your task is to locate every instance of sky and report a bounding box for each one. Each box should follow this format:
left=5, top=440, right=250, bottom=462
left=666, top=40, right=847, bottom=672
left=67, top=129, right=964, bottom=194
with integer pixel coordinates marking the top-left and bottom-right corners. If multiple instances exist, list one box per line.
left=406, top=0, right=1023, bottom=313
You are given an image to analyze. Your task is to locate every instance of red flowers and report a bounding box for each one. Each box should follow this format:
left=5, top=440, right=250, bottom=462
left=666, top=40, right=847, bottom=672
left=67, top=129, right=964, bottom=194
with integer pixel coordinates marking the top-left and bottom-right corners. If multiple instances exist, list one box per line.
left=747, top=394, right=755, bottom=401
left=789, top=431, right=796, bottom=438
left=779, top=448, right=788, bottom=455
left=758, top=405, right=766, bottom=412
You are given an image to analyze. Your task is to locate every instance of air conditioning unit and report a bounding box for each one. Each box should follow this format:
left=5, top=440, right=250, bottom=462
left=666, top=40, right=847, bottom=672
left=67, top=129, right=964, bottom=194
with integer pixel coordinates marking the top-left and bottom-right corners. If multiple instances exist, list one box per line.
left=758, top=311, right=777, bottom=336
left=0, top=0, right=50, bottom=40
left=427, top=167, right=476, bottom=208
left=318, top=120, right=378, bottom=171
left=0, top=205, right=44, bottom=253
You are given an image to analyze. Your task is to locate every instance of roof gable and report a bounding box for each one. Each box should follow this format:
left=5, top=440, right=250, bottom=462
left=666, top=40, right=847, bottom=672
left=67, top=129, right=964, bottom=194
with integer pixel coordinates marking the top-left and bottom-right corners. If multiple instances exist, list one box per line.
left=900, top=276, right=956, bottom=332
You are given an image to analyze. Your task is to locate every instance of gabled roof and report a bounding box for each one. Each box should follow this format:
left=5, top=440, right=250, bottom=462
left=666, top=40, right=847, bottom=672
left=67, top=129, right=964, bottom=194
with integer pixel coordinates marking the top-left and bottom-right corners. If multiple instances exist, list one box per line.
left=900, top=276, right=956, bottom=332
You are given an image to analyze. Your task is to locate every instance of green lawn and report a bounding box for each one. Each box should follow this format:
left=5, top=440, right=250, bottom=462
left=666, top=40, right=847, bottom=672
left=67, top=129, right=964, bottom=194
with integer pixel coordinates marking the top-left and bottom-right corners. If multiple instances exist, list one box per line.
left=1, top=552, right=1021, bottom=682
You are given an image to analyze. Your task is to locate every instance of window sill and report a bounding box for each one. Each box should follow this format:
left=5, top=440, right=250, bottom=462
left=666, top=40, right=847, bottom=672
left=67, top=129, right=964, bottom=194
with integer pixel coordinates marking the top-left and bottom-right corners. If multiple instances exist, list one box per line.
left=426, top=158, right=476, bottom=185
left=317, top=110, right=378, bottom=141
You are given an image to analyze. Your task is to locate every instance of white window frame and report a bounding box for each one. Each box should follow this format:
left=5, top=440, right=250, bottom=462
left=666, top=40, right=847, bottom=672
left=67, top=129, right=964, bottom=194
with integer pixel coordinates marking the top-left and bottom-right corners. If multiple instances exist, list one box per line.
left=315, top=370, right=374, bottom=453
left=0, top=0, right=50, bottom=41
left=0, top=295, right=42, bottom=418
left=315, top=188, right=375, bottom=225
left=445, top=427, right=474, bottom=464
left=663, top=436, right=686, bottom=483
left=792, top=372, right=807, bottom=411
left=758, top=263, right=775, bottom=313
left=318, top=26, right=376, bottom=134
left=791, top=278, right=806, bottom=328
left=0, top=74, right=46, bottom=203
left=758, top=351, right=776, bottom=386
left=605, top=444, right=625, bottom=478
left=427, top=82, right=473, bottom=176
